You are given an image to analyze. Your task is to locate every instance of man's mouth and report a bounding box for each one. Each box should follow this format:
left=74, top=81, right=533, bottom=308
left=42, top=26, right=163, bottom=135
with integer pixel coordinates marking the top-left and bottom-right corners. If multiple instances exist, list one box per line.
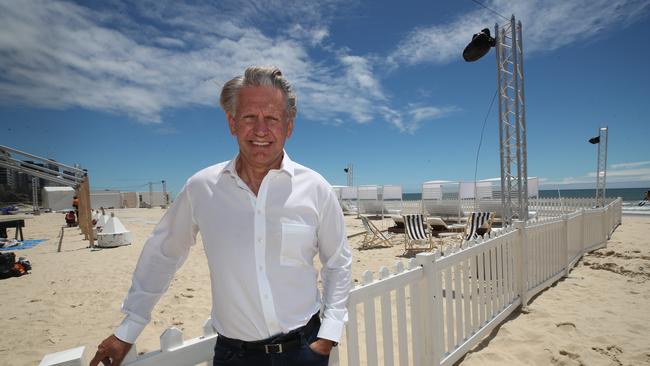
left=251, top=141, right=271, bottom=146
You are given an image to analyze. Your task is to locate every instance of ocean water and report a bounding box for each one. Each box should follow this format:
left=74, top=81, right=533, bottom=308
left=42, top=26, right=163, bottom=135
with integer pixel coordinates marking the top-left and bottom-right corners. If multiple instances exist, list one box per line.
left=403, top=188, right=648, bottom=202
left=402, top=187, right=650, bottom=213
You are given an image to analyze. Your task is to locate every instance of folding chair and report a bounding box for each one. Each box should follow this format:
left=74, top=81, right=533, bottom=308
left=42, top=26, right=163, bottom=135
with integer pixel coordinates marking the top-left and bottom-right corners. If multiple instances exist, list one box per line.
left=427, top=217, right=465, bottom=237
left=463, top=212, right=495, bottom=241
left=358, top=215, right=393, bottom=249
left=402, top=214, right=437, bottom=256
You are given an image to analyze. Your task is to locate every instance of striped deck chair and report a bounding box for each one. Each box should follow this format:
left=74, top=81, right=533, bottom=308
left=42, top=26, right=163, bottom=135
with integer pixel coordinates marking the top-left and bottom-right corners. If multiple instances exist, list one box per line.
left=464, top=212, right=495, bottom=241
left=359, top=215, right=393, bottom=249
left=402, top=214, right=436, bottom=255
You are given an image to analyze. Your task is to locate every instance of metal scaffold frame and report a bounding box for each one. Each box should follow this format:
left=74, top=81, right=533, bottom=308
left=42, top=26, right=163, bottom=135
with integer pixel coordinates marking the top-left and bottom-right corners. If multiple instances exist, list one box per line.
left=0, top=145, right=95, bottom=247
left=595, top=127, right=608, bottom=207
left=496, top=15, right=529, bottom=225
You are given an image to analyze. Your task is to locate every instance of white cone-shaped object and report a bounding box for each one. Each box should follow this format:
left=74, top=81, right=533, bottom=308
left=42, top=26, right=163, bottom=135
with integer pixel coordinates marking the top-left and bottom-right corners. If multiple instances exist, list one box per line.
left=100, top=214, right=110, bottom=227
left=97, top=213, right=132, bottom=248
left=93, top=213, right=109, bottom=237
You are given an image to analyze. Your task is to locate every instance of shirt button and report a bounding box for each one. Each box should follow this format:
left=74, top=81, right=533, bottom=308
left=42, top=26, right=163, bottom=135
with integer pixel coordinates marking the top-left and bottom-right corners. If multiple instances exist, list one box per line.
left=258, top=265, right=263, bottom=271
left=257, top=238, right=262, bottom=243
left=257, top=209, right=262, bottom=215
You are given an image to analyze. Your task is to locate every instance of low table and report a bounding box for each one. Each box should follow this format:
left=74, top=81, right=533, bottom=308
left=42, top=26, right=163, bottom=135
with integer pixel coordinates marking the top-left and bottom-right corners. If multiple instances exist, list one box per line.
left=438, top=232, right=462, bottom=239
left=0, top=215, right=31, bottom=241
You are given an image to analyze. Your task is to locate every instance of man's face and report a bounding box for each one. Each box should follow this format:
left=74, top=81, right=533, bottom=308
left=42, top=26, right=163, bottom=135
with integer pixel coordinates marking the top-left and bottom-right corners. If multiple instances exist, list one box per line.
left=228, top=86, right=294, bottom=171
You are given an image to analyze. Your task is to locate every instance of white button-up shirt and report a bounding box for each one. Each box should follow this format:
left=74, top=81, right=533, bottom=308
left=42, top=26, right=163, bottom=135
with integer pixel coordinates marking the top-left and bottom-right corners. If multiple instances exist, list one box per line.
left=114, top=153, right=352, bottom=344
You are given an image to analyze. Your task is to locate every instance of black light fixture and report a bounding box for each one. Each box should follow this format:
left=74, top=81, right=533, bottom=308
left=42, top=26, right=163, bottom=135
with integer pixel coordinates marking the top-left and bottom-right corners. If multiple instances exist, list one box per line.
left=343, top=168, right=349, bottom=173
left=588, top=136, right=600, bottom=144
left=462, top=28, right=497, bottom=62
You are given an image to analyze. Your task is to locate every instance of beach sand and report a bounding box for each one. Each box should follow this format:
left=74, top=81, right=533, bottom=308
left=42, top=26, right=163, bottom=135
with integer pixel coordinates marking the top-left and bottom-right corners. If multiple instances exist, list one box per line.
left=1, top=209, right=648, bottom=365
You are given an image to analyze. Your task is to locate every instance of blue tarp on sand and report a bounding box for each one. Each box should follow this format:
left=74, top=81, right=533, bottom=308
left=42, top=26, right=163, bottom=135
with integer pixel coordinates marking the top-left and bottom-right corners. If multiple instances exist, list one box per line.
left=0, top=239, right=47, bottom=251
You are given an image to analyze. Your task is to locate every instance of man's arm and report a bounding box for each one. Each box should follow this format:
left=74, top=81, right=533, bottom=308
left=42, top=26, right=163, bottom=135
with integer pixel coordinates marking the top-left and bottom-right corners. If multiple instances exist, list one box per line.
left=316, top=187, right=352, bottom=346
left=90, top=184, right=199, bottom=366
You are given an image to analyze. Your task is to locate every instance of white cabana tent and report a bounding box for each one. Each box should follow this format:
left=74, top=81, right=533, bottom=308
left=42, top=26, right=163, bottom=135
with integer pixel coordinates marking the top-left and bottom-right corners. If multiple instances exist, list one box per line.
left=357, top=185, right=382, bottom=216
left=421, top=180, right=464, bottom=221
left=332, top=185, right=349, bottom=213
left=41, top=186, right=75, bottom=212
left=471, top=177, right=540, bottom=218
left=382, top=185, right=403, bottom=214
left=340, top=186, right=358, bottom=214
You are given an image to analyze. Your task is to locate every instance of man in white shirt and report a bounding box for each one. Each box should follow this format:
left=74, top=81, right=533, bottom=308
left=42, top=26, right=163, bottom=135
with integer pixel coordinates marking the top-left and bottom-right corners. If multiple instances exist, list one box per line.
left=90, top=66, right=352, bottom=366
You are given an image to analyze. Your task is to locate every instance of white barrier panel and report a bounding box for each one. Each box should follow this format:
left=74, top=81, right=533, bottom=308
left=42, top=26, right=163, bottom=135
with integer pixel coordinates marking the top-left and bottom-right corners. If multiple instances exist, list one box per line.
left=41, top=199, right=623, bottom=366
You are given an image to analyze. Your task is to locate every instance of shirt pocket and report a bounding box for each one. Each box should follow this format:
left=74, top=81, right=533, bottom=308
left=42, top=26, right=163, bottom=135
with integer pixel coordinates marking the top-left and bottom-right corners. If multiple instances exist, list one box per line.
left=281, top=223, right=316, bottom=267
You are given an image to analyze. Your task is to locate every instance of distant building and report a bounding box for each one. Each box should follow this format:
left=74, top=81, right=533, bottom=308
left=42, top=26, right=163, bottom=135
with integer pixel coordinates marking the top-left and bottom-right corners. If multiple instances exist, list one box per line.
left=0, top=167, right=16, bottom=190
left=120, top=192, right=138, bottom=208
left=136, top=191, right=172, bottom=208
left=91, top=190, right=122, bottom=209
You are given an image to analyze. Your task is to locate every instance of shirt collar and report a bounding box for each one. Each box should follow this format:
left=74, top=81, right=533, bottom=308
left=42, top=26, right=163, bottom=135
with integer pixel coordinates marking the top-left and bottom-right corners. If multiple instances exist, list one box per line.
left=223, top=150, right=295, bottom=178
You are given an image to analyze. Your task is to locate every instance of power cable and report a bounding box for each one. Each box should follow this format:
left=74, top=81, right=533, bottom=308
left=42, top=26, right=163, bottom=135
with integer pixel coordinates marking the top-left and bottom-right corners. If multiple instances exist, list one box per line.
left=473, top=88, right=498, bottom=203
left=469, top=0, right=509, bottom=21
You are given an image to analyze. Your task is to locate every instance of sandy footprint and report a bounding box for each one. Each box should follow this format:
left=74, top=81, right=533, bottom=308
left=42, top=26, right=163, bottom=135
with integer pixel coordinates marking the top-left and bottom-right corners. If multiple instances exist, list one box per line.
left=556, top=321, right=576, bottom=330
left=551, top=349, right=585, bottom=366
left=592, top=345, right=623, bottom=366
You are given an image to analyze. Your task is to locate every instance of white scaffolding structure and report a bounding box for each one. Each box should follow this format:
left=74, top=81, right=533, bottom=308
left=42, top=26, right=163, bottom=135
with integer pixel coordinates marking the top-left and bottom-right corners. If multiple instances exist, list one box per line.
left=496, top=15, right=529, bottom=225
left=595, top=127, right=608, bottom=207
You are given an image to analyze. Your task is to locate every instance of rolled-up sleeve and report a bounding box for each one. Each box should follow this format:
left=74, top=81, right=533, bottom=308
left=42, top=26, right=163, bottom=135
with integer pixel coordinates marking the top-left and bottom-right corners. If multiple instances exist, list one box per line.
left=316, top=187, right=352, bottom=343
left=114, top=183, right=199, bottom=343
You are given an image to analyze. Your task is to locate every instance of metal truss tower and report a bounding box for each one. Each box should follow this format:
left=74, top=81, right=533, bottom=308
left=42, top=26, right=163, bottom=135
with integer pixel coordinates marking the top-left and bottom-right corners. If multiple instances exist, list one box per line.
left=346, top=163, right=354, bottom=187
left=496, top=16, right=529, bottom=225
left=595, top=127, right=608, bottom=207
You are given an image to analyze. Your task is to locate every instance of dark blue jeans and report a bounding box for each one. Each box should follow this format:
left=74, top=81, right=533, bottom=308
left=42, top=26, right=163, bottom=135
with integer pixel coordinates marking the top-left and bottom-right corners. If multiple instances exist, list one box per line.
left=213, top=323, right=329, bottom=366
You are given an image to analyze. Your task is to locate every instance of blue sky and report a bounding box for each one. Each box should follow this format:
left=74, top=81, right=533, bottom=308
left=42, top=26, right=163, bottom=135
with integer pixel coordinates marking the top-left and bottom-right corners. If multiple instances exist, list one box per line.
left=1, top=0, right=649, bottom=195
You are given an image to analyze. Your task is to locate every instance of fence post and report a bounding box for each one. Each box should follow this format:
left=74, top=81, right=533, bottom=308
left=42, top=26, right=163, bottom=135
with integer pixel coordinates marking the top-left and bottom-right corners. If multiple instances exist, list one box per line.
left=514, top=220, right=529, bottom=310
left=580, top=209, right=586, bottom=255
left=601, top=206, right=608, bottom=243
left=416, top=252, right=436, bottom=366
left=562, top=213, right=570, bottom=277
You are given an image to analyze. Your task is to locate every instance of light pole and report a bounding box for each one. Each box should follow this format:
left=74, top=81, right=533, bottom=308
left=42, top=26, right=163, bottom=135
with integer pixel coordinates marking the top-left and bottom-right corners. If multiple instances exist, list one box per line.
left=589, top=127, right=608, bottom=207
left=344, top=163, right=353, bottom=187
left=464, top=15, right=529, bottom=225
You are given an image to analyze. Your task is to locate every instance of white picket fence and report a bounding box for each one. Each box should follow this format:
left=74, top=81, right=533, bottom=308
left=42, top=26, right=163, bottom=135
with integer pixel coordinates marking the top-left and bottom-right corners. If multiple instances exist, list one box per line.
left=40, top=199, right=622, bottom=366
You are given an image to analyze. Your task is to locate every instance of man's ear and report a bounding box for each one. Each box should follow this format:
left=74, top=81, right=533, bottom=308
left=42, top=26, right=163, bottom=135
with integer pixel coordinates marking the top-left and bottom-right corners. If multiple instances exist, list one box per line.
left=286, top=118, right=294, bottom=139
left=227, top=113, right=237, bottom=135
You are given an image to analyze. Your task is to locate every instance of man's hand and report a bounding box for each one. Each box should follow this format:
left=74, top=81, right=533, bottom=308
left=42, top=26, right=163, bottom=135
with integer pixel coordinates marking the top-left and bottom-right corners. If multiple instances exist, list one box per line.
left=89, top=335, right=132, bottom=366
left=309, top=338, right=335, bottom=356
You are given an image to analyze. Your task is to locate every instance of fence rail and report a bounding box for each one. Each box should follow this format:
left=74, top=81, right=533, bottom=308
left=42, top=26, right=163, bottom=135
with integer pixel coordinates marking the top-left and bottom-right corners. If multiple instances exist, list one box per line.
left=40, top=199, right=622, bottom=366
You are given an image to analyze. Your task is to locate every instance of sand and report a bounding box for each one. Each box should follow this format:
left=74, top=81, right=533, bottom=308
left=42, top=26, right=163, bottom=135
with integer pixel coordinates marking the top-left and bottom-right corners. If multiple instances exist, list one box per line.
left=0, top=209, right=648, bottom=365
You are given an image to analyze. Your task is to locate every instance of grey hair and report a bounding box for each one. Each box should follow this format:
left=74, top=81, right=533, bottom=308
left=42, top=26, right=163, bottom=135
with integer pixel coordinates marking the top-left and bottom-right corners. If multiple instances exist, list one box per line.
left=220, top=66, right=297, bottom=120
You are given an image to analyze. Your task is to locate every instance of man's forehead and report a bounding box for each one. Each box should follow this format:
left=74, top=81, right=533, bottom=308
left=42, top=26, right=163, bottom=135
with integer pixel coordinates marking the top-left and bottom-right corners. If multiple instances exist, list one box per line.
left=236, top=87, right=285, bottom=112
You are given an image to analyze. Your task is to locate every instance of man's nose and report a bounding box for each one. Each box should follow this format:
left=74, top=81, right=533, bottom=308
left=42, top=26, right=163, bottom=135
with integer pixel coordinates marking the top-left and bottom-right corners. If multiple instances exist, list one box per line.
left=253, top=113, right=269, bottom=134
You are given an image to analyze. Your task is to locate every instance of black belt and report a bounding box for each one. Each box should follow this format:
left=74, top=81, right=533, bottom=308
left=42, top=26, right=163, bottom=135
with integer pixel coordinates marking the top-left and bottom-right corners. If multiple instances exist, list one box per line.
left=216, top=313, right=320, bottom=354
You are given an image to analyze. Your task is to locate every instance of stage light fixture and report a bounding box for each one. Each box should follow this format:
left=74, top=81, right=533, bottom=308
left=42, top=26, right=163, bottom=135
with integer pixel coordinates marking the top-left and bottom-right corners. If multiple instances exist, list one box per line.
left=462, top=28, right=496, bottom=62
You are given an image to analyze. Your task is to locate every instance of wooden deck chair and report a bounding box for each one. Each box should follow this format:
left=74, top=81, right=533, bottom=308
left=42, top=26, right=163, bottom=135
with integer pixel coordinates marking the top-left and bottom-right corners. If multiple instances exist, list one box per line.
left=463, top=212, right=495, bottom=241
left=427, top=217, right=465, bottom=237
left=359, top=215, right=393, bottom=249
left=402, top=214, right=437, bottom=255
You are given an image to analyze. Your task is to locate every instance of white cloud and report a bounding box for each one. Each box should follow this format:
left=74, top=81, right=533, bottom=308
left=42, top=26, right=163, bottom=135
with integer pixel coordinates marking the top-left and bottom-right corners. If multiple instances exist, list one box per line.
left=544, top=164, right=650, bottom=186
left=390, top=0, right=650, bottom=66
left=378, top=105, right=459, bottom=134
left=409, top=106, right=459, bottom=122
left=588, top=167, right=650, bottom=178
left=0, top=0, right=458, bottom=132
left=610, top=160, right=650, bottom=169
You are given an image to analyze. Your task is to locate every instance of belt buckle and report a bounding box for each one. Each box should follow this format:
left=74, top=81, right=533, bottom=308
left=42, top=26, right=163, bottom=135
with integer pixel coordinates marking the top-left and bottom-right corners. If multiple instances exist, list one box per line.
left=264, top=343, right=283, bottom=354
